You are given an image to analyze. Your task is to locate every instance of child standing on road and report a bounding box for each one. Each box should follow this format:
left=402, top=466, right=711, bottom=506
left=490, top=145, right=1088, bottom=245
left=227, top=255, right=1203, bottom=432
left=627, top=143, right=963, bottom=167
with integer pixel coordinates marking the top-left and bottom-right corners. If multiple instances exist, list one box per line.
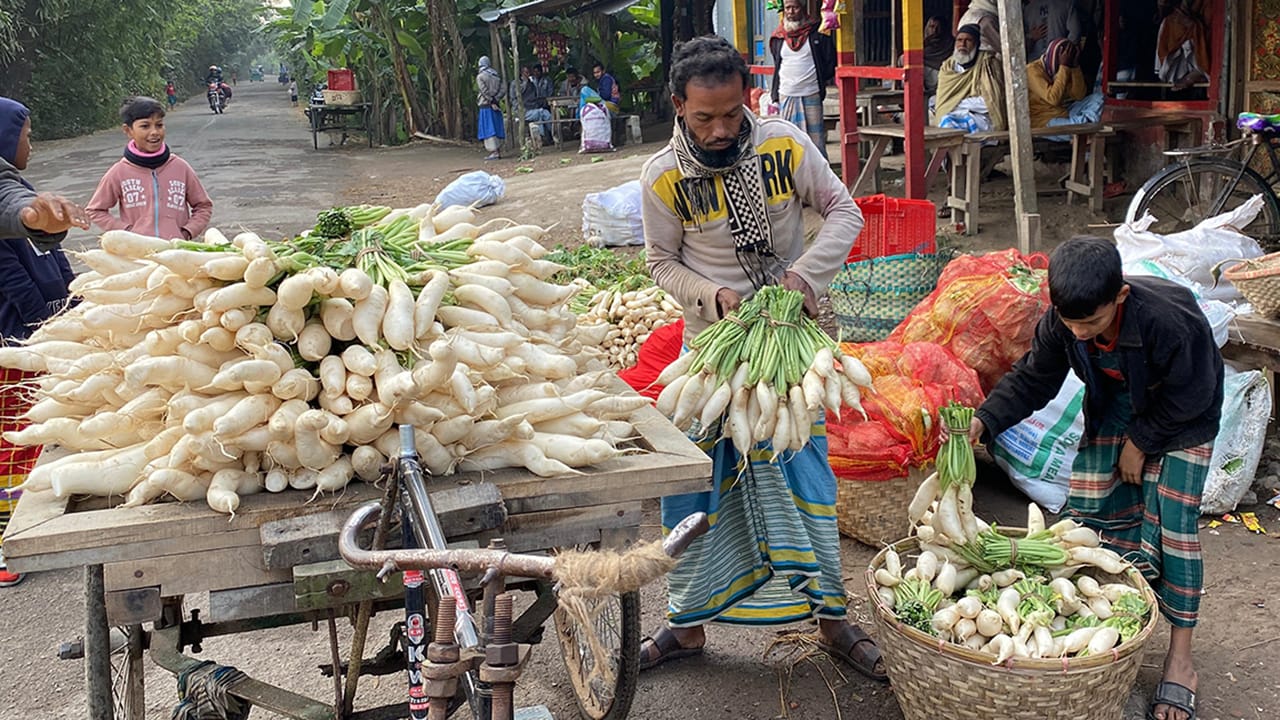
left=970, top=237, right=1220, bottom=720
left=165, top=81, right=177, bottom=109
left=289, top=79, right=298, bottom=107
left=0, top=97, right=80, bottom=588
left=86, top=96, right=212, bottom=241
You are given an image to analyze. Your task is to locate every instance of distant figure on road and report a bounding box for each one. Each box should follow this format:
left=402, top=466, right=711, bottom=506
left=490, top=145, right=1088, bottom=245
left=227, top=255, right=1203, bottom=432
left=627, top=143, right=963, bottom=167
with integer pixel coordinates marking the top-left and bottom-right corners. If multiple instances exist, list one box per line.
left=476, top=56, right=506, bottom=161
left=289, top=79, right=299, bottom=107
left=86, top=96, right=213, bottom=241
left=165, top=81, right=177, bottom=109
left=231, top=70, right=238, bottom=86
left=0, top=97, right=81, bottom=588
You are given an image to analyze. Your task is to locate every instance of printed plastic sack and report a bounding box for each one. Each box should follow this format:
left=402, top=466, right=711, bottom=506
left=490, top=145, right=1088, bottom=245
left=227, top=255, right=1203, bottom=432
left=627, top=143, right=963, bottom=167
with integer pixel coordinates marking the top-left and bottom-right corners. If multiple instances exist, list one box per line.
left=579, top=102, right=614, bottom=153
left=889, top=249, right=1051, bottom=393
left=991, top=373, right=1086, bottom=513
left=434, top=171, right=505, bottom=209
left=1116, top=195, right=1265, bottom=303
left=583, top=180, right=645, bottom=247
left=827, top=341, right=985, bottom=482
left=1201, top=369, right=1271, bottom=514
left=1123, top=257, right=1236, bottom=347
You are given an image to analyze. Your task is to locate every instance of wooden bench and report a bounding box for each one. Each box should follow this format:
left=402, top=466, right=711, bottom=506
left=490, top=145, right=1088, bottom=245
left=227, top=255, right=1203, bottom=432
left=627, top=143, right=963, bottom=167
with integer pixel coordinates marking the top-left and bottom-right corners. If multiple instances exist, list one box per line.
left=851, top=125, right=966, bottom=195
left=947, top=122, right=1115, bottom=236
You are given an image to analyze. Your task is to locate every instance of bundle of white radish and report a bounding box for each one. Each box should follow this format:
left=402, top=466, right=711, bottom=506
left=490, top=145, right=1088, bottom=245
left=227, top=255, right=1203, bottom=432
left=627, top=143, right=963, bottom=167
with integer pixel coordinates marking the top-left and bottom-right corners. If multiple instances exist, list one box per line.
left=873, top=519, right=1153, bottom=664
left=651, top=285, right=871, bottom=458
left=574, top=284, right=682, bottom=370
left=4, top=203, right=653, bottom=515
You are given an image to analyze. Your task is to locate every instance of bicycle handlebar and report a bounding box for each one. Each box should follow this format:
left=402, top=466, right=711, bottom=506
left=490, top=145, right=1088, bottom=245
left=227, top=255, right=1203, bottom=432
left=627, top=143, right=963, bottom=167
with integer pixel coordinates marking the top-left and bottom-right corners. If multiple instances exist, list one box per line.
left=338, top=502, right=710, bottom=579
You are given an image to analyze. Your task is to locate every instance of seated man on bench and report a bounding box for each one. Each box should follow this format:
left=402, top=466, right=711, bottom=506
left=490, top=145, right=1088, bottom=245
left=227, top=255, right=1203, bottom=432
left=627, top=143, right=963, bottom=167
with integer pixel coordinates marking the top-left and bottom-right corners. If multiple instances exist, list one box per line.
left=1028, top=39, right=1103, bottom=139
left=933, top=24, right=1007, bottom=134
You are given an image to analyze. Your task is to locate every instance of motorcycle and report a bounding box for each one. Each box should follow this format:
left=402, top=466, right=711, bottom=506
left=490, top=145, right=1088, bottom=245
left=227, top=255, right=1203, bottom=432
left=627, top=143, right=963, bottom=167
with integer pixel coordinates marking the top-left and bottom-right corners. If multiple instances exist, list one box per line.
left=207, top=83, right=227, bottom=114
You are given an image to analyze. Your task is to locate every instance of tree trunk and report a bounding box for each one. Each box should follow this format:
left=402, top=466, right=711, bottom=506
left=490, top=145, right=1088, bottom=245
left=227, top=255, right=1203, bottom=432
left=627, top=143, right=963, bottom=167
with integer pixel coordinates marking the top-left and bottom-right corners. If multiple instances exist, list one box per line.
left=425, top=0, right=468, bottom=139
left=370, top=3, right=427, bottom=135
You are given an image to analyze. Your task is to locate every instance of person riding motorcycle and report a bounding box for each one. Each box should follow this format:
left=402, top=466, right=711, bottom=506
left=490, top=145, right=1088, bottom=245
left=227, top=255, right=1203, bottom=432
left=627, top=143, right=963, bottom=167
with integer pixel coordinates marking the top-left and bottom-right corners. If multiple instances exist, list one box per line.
left=205, top=65, right=223, bottom=85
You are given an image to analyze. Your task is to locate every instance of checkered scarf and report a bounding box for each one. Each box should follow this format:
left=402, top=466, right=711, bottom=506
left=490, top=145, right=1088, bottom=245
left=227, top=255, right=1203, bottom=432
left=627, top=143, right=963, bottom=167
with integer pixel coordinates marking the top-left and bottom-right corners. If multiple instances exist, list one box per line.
left=669, top=113, right=780, bottom=290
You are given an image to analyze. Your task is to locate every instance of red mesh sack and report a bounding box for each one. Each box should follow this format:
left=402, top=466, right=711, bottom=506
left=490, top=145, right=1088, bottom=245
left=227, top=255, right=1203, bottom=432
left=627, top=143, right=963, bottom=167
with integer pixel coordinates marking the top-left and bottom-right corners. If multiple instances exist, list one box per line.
left=889, top=249, right=1050, bottom=392
left=617, top=319, right=684, bottom=400
left=827, top=341, right=985, bottom=481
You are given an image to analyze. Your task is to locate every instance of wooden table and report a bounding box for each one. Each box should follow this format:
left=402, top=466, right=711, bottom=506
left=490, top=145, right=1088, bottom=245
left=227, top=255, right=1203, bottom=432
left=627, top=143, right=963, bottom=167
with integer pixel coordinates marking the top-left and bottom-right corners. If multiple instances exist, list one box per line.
left=850, top=125, right=965, bottom=195
left=4, top=395, right=712, bottom=719
left=303, top=103, right=372, bottom=150
left=1224, top=313, right=1280, bottom=372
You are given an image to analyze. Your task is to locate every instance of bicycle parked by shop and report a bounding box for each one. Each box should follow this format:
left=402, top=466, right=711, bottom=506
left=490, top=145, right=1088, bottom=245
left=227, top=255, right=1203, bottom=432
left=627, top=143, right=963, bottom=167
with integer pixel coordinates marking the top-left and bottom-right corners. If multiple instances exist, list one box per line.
left=1126, top=112, right=1280, bottom=248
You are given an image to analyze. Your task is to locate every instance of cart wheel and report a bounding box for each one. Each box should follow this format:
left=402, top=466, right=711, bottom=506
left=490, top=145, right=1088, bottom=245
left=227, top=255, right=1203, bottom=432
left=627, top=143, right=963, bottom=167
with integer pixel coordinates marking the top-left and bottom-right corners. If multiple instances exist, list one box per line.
left=553, top=591, right=640, bottom=720
left=110, top=625, right=147, bottom=720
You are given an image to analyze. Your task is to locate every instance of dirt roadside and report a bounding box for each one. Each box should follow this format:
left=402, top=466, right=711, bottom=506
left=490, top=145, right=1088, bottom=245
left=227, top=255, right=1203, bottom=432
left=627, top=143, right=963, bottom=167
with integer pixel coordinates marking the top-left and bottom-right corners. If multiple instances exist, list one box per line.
left=4, top=83, right=1278, bottom=720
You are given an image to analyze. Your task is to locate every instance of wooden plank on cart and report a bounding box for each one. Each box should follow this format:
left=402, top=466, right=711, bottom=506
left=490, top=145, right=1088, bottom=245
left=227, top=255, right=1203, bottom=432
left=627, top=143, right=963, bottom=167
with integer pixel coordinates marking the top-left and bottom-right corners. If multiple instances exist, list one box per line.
left=293, top=558, right=407, bottom=611
left=260, top=481, right=507, bottom=570
left=104, top=545, right=292, bottom=596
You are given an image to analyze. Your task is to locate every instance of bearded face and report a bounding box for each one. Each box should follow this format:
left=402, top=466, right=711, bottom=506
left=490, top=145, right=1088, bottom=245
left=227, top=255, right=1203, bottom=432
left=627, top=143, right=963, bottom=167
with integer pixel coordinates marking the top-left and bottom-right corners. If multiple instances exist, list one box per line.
left=953, top=47, right=977, bottom=66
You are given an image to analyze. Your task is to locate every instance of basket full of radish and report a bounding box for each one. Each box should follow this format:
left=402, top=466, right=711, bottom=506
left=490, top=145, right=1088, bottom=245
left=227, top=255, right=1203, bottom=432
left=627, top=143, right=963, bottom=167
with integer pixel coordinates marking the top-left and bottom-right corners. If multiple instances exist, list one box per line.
left=862, top=403, right=1160, bottom=720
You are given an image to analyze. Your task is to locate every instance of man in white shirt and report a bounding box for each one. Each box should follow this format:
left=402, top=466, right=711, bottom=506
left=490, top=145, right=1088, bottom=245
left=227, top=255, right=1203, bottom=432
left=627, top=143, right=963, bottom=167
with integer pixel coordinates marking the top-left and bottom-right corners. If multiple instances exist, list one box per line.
left=768, top=0, right=836, bottom=159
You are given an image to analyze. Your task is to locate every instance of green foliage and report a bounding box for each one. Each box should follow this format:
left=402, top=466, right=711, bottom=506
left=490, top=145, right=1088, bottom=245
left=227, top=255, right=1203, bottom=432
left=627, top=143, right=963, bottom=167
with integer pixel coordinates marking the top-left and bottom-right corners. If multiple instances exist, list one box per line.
left=0, top=0, right=269, bottom=139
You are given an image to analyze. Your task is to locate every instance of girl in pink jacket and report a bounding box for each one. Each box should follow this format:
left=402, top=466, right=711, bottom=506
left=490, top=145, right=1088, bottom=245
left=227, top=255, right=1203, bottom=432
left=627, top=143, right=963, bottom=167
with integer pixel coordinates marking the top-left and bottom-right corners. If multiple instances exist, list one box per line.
left=86, top=97, right=213, bottom=240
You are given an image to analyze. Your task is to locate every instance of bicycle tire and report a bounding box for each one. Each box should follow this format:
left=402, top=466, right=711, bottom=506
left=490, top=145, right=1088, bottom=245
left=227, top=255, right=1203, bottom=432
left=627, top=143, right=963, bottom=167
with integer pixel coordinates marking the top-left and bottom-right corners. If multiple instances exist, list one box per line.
left=554, top=590, right=641, bottom=720
left=1126, top=158, right=1280, bottom=246
left=109, top=624, right=146, bottom=720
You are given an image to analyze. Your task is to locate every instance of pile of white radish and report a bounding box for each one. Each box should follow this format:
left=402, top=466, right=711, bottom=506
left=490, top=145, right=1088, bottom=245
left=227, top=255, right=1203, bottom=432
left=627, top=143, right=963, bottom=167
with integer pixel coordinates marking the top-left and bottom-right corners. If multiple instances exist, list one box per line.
left=872, top=499, right=1152, bottom=664
left=650, top=285, right=872, bottom=458
left=3, top=204, right=653, bottom=515
left=575, top=285, right=682, bottom=370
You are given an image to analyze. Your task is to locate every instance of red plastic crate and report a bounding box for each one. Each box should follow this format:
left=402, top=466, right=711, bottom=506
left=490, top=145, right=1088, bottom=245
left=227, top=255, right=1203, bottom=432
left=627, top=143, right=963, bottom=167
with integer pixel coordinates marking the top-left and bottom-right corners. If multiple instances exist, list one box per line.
left=848, top=194, right=937, bottom=262
left=327, top=69, right=355, bottom=91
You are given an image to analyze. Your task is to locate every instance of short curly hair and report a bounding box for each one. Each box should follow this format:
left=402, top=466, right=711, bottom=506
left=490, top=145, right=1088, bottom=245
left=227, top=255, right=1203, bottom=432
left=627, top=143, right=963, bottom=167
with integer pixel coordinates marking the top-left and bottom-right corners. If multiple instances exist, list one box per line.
left=669, top=35, right=750, bottom=101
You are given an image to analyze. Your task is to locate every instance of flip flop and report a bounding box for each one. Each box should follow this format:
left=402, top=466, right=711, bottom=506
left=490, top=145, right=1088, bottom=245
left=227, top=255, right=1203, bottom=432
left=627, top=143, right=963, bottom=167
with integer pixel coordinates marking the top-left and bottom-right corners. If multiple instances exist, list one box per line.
left=818, top=625, right=889, bottom=683
left=1146, top=680, right=1196, bottom=720
left=638, top=627, right=704, bottom=672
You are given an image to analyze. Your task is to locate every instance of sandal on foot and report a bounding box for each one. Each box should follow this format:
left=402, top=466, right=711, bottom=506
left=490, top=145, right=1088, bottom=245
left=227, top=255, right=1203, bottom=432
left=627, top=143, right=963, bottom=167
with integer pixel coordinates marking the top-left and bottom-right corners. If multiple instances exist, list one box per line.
left=639, top=627, right=703, bottom=672
left=1146, top=681, right=1196, bottom=720
left=818, top=625, right=889, bottom=682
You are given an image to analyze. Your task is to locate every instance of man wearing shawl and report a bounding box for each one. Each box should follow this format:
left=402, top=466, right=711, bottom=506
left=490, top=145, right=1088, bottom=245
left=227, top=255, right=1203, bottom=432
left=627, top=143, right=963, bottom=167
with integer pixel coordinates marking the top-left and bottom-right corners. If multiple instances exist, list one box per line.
left=1028, top=38, right=1103, bottom=131
left=922, top=16, right=954, bottom=98
left=1155, top=0, right=1210, bottom=92
left=933, top=24, right=1008, bottom=133
left=768, top=0, right=836, bottom=159
left=476, top=57, right=505, bottom=161
left=637, top=35, right=886, bottom=683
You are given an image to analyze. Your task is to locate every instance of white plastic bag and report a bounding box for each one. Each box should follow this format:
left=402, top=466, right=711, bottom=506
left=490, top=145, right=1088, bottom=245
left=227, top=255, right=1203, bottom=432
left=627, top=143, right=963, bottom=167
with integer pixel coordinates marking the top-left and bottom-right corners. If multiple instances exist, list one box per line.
left=579, top=103, right=613, bottom=153
left=434, top=171, right=505, bottom=209
left=1115, top=196, right=1265, bottom=302
left=991, top=373, right=1087, bottom=513
left=1201, top=369, right=1271, bottom=514
left=582, top=180, right=644, bottom=247
left=1122, top=257, right=1236, bottom=348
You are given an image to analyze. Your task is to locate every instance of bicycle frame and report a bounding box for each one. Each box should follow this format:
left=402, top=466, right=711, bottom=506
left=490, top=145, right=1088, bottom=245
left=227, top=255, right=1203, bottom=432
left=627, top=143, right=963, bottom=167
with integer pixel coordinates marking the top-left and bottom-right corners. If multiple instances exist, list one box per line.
left=1170, top=130, right=1280, bottom=219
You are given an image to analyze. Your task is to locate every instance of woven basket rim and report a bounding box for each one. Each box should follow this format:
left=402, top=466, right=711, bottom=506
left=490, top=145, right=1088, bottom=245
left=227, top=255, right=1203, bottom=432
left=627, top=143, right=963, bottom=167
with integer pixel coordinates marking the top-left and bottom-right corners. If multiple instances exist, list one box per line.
left=863, top=532, right=1160, bottom=674
left=1224, top=251, right=1280, bottom=281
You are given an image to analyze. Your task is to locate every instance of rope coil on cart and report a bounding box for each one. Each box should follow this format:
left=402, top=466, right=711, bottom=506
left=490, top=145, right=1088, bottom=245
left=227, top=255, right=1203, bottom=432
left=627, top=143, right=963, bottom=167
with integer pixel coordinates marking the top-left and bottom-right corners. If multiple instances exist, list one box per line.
left=171, top=660, right=250, bottom=720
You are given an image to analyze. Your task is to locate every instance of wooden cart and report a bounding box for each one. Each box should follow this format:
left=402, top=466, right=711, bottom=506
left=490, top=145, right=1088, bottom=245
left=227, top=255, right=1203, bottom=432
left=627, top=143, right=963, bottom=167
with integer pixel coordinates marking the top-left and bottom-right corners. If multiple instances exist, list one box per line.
left=304, top=103, right=373, bottom=150
left=3, top=402, right=711, bottom=720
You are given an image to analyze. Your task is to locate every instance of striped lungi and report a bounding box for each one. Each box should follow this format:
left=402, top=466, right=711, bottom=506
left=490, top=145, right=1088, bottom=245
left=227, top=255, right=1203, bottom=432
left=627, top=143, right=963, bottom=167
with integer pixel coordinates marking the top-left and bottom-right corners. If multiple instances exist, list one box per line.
left=661, top=415, right=847, bottom=627
left=0, top=367, right=41, bottom=545
left=779, top=93, right=828, bottom=159
left=1066, top=391, right=1210, bottom=628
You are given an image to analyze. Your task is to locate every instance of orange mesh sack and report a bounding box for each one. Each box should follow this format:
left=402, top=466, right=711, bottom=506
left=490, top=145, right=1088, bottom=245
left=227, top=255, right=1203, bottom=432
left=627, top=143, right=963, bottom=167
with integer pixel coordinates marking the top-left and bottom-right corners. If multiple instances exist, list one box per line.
left=889, top=249, right=1050, bottom=392
left=827, top=341, right=985, bottom=481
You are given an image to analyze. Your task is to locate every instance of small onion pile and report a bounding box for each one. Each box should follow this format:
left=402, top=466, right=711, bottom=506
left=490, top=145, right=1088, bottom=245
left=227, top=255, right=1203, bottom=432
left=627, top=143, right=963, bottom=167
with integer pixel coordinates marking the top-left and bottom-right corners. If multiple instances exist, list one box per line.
left=2, top=203, right=651, bottom=515
left=575, top=284, right=683, bottom=370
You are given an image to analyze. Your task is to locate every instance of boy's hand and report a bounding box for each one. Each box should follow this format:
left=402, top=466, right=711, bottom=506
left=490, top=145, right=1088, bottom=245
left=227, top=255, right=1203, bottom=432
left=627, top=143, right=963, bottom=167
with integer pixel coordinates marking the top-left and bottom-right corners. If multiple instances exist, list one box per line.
left=20, top=193, right=89, bottom=233
left=716, top=287, right=742, bottom=318
left=1117, top=440, right=1145, bottom=485
left=968, top=417, right=985, bottom=446
left=781, top=271, right=818, bottom=317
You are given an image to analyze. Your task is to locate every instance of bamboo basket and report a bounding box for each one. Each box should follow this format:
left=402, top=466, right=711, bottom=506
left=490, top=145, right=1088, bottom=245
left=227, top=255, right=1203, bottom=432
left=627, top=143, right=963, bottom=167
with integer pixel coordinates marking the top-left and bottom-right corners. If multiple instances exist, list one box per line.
left=835, top=465, right=931, bottom=546
left=864, top=536, right=1159, bottom=720
left=1223, top=252, right=1280, bottom=318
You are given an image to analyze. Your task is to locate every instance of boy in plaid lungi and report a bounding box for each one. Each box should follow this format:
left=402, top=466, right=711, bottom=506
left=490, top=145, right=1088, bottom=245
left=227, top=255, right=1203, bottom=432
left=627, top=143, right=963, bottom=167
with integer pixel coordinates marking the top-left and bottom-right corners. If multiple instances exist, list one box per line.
left=971, top=237, right=1222, bottom=720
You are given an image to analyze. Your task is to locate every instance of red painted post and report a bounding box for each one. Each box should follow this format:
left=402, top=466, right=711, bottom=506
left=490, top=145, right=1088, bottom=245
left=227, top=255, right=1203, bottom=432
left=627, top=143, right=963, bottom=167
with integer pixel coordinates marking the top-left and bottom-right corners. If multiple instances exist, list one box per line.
left=902, top=0, right=926, bottom=198
left=839, top=72, right=860, bottom=189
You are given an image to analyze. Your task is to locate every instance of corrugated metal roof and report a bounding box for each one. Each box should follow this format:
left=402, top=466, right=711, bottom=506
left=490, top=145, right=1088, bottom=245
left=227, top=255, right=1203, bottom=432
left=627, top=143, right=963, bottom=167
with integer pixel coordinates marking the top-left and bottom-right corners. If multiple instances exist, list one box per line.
left=480, top=0, right=640, bottom=22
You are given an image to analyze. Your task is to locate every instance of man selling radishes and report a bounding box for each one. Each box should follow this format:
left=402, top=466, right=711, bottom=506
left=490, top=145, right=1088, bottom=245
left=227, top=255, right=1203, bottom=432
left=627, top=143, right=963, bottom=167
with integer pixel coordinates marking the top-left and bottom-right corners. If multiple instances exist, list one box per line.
left=636, top=35, right=886, bottom=682
left=970, top=237, right=1219, bottom=720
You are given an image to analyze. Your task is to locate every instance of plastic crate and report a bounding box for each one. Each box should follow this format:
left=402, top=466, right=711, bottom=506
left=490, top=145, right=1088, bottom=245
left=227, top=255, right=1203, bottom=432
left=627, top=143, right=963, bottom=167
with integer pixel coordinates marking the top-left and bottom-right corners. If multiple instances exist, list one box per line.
left=849, top=194, right=937, bottom=262
left=327, top=68, right=355, bottom=91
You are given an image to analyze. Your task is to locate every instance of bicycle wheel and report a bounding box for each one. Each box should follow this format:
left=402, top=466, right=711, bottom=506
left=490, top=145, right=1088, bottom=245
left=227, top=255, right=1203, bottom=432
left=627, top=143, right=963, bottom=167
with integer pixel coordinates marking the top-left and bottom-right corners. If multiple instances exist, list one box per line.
left=110, top=624, right=146, bottom=720
left=1126, top=158, right=1280, bottom=246
left=554, top=590, right=641, bottom=720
